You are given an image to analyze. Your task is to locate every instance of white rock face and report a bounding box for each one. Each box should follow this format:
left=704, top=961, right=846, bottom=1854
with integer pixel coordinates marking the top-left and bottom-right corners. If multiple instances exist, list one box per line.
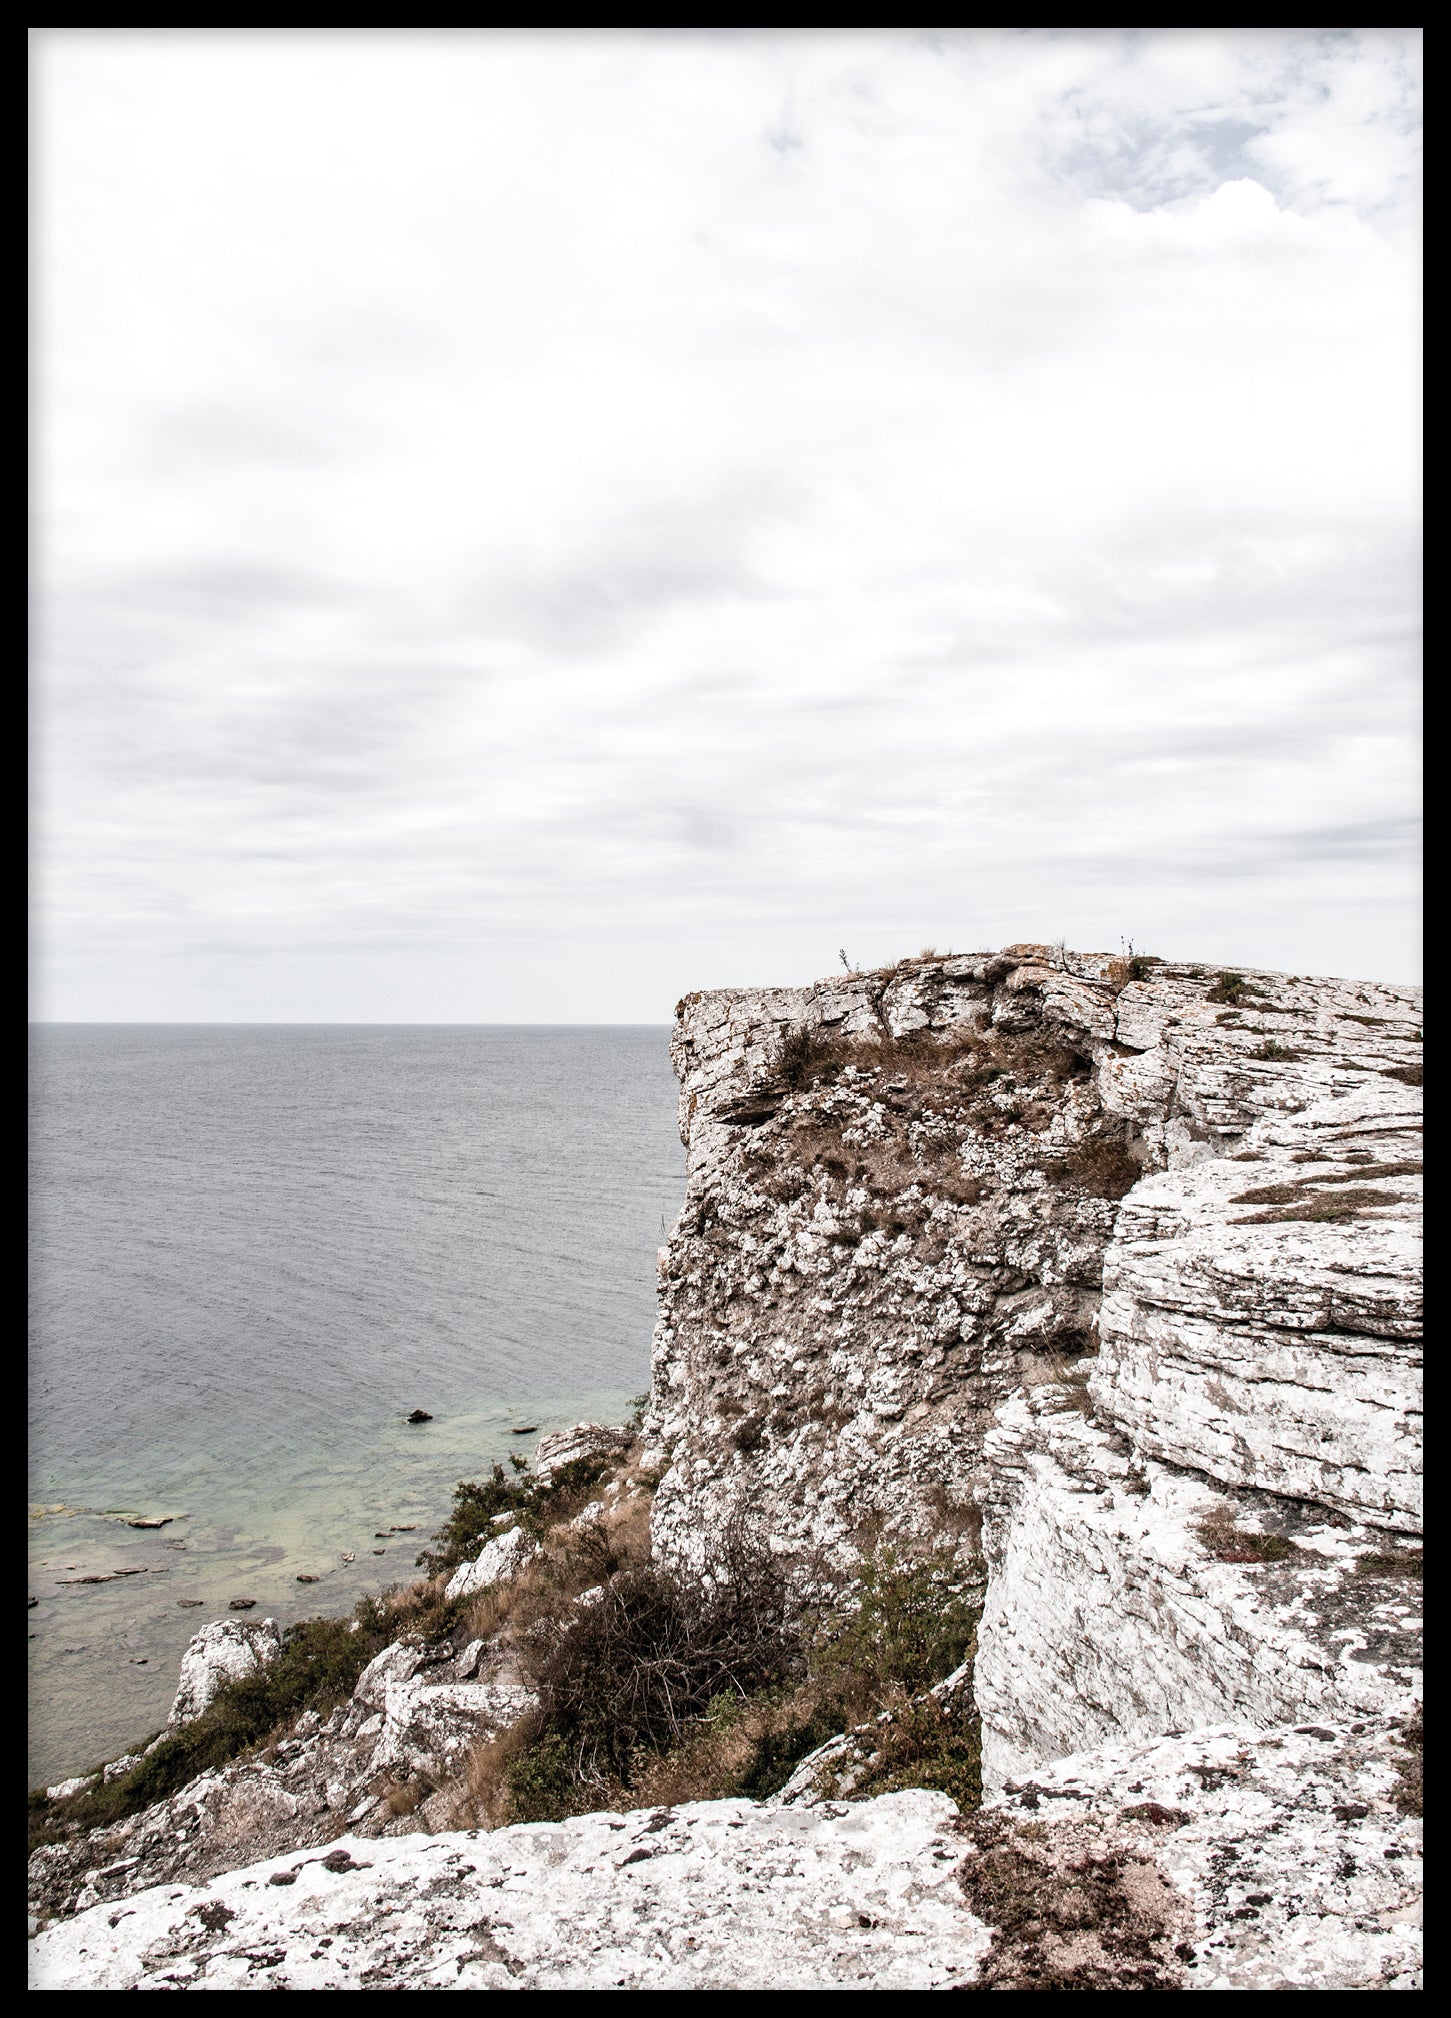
left=168, top=1618, right=283, bottom=1727
left=29, top=1791, right=992, bottom=1991
left=1093, top=1081, right=1421, bottom=1529
left=371, top=1678, right=534, bottom=1779
left=648, top=949, right=1421, bottom=1593
left=974, top=1391, right=1421, bottom=1791
left=45, top=1775, right=97, bottom=1803
left=444, top=1522, right=540, bottom=1601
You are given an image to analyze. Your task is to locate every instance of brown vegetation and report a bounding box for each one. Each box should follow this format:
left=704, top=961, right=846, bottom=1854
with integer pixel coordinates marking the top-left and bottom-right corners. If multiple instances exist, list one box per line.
left=957, top=1811, right=1192, bottom=1990
left=1391, top=1707, right=1422, bottom=1818
left=1194, top=1507, right=1302, bottom=1565
left=450, top=1530, right=983, bottom=1834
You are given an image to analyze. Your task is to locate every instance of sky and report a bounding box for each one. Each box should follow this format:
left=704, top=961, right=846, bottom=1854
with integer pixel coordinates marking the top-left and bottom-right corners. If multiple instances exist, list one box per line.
left=32, top=28, right=1421, bottom=1021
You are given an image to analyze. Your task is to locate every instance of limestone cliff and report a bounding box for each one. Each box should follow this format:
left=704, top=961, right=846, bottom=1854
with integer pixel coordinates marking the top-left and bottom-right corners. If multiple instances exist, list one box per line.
left=29, top=945, right=1423, bottom=1991
left=646, top=947, right=1420, bottom=1592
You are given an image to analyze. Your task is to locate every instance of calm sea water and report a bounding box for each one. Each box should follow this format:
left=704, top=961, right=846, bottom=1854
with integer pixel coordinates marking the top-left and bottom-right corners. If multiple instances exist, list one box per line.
left=28, top=1025, right=683, bottom=1788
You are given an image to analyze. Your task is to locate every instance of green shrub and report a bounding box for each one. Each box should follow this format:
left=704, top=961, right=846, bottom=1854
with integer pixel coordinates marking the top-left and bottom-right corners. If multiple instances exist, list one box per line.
left=1206, top=971, right=1264, bottom=1006
left=841, top=1694, right=981, bottom=1812
left=809, top=1544, right=980, bottom=1701
left=414, top=1455, right=610, bottom=1576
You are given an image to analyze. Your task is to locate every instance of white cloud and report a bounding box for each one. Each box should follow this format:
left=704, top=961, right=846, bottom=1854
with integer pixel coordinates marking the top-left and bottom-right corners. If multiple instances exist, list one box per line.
left=32, top=28, right=1421, bottom=1018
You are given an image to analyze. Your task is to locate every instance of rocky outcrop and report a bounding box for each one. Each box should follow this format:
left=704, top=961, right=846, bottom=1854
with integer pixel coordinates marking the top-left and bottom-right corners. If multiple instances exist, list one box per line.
left=647, top=949, right=1420, bottom=1592
left=28, top=949, right=1423, bottom=1989
left=31, top=1790, right=987, bottom=1990
left=29, top=1713, right=1420, bottom=1991
left=28, top=1632, right=532, bottom=1929
left=532, top=1422, right=635, bottom=1485
left=169, top=1618, right=282, bottom=1728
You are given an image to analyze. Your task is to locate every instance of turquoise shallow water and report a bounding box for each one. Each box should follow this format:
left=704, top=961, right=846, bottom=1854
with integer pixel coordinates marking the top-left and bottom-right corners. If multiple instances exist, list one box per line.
left=29, top=1025, right=683, bottom=1788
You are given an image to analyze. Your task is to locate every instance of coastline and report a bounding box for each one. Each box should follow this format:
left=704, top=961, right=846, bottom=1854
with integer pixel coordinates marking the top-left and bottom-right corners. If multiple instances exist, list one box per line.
left=28, top=1387, right=640, bottom=1789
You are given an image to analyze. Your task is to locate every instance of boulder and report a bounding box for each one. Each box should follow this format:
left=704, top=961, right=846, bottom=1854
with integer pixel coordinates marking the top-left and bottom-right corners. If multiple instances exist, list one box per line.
left=369, top=1678, right=534, bottom=1777
left=169, top=1619, right=283, bottom=1728
left=531, top=1422, right=633, bottom=1486
left=444, top=1522, right=540, bottom=1602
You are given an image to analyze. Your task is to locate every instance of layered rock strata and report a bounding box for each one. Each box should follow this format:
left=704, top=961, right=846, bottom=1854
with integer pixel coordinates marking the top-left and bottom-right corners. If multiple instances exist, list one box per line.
left=647, top=949, right=1420, bottom=1590
left=974, top=1390, right=1421, bottom=1791
left=1093, top=1080, right=1421, bottom=1529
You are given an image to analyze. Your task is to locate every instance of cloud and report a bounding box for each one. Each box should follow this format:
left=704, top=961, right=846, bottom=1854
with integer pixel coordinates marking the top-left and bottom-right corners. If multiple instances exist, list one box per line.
left=31, top=28, right=1420, bottom=1019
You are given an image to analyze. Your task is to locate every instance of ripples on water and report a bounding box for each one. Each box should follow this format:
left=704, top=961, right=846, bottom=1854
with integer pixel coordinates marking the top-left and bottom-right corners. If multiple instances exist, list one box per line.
left=28, top=1025, right=684, bottom=1787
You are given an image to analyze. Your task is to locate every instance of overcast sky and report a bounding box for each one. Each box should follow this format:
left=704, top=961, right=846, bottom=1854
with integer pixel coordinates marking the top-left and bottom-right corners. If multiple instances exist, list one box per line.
left=33, top=28, right=1420, bottom=1021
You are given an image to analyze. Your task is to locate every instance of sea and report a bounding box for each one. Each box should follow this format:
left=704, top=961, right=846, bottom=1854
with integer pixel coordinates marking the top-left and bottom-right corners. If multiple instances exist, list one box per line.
left=28, top=1025, right=684, bottom=1790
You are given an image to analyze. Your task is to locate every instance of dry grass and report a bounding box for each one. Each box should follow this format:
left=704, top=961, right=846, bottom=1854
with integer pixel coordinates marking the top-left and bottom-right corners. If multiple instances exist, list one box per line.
left=1054, top=1137, right=1141, bottom=1200
left=1354, top=1547, right=1423, bottom=1581
left=1194, top=1507, right=1302, bottom=1565
left=380, top=1778, right=426, bottom=1819
left=1206, top=972, right=1265, bottom=1007
left=450, top=1536, right=983, bottom=1834
left=1231, top=1186, right=1410, bottom=1226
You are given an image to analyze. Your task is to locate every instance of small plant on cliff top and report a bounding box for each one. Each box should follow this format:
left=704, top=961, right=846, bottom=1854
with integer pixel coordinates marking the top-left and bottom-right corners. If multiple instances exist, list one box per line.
left=1206, top=971, right=1265, bottom=1007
